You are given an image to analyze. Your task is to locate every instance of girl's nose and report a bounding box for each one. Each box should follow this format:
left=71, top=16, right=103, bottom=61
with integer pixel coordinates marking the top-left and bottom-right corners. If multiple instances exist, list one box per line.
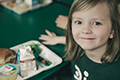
left=81, top=25, right=92, bottom=34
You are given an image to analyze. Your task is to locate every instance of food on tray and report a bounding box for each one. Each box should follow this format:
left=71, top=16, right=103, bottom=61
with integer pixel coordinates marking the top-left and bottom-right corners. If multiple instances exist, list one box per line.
left=20, top=42, right=42, bottom=55
left=7, top=1, right=15, bottom=8
left=26, top=42, right=42, bottom=55
left=15, top=2, right=29, bottom=11
left=0, top=48, right=17, bottom=66
left=37, top=56, right=52, bottom=66
left=0, top=64, right=18, bottom=80
left=7, top=40, right=62, bottom=79
left=26, top=43, right=52, bottom=66
left=17, top=46, right=37, bottom=77
left=39, top=0, right=44, bottom=4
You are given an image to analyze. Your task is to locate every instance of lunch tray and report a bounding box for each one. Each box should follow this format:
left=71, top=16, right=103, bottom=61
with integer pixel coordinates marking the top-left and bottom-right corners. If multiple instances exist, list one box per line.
left=1, top=1, right=52, bottom=15
left=10, top=40, right=62, bottom=80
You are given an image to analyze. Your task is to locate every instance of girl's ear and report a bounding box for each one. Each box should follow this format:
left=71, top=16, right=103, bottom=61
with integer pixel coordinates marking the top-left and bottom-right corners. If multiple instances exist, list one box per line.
left=109, top=30, right=114, bottom=39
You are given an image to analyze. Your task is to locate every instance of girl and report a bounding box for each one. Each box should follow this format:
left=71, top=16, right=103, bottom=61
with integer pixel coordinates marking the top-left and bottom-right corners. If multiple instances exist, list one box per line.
left=64, top=0, right=120, bottom=80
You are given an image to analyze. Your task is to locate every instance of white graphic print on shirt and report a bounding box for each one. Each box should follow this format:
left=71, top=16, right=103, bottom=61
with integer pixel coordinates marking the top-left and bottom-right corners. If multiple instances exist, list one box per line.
left=74, top=64, right=89, bottom=80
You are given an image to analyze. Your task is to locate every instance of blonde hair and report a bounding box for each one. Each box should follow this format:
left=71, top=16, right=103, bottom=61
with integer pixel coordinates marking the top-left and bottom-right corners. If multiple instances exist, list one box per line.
left=64, top=0, right=120, bottom=63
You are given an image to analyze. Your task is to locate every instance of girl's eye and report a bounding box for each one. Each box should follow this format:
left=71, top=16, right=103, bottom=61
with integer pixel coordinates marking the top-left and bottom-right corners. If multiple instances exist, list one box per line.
left=75, top=21, right=82, bottom=24
left=93, top=22, right=102, bottom=26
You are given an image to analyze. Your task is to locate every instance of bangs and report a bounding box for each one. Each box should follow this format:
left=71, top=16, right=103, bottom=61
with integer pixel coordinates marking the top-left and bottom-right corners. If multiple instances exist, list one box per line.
left=72, top=0, right=106, bottom=13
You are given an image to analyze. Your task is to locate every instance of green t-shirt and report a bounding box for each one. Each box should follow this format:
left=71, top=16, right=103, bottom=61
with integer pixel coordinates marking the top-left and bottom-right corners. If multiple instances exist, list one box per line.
left=71, top=53, right=120, bottom=80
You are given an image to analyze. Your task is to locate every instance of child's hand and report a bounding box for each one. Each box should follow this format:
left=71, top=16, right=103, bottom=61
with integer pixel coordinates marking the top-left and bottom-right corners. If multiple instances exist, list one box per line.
left=55, top=15, right=68, bottom=30
left=39, top=30, right=65, bottom=45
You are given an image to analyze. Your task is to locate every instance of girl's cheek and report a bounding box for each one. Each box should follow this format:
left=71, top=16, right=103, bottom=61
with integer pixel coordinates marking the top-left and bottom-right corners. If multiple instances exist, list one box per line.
left=72, top=29, right=77, bottom=38
left=71, top=24, right=79, bottom=37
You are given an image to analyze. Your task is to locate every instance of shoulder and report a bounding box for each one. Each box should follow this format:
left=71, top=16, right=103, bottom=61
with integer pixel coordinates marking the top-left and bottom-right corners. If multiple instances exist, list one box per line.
left=111, top=59, right=120, bottom=71
left=114, top=59, right=120, bottom=66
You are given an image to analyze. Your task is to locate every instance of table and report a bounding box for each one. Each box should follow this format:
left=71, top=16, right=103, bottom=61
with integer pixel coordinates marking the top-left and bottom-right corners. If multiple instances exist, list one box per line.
left=0, top=0, right=73, bottom=80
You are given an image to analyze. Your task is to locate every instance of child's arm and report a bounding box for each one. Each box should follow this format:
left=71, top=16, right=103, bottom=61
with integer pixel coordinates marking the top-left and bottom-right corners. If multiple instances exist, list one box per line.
left=55, top=15, right=68, bottom=30
left=39, top=29, right=66, bottom=45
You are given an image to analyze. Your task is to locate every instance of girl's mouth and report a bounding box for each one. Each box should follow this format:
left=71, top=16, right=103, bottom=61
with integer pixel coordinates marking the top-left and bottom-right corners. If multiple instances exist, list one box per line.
left=81, top=37, right=95, bottom=40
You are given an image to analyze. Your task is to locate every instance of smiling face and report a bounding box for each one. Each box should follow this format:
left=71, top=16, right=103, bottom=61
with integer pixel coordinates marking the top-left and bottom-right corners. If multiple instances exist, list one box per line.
left=71, top=2, right=114, bottom=52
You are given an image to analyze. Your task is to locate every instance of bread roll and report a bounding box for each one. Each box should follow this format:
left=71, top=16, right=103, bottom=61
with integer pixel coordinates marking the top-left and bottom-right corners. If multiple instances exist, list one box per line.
left=0, top=48, right=17, bottom=66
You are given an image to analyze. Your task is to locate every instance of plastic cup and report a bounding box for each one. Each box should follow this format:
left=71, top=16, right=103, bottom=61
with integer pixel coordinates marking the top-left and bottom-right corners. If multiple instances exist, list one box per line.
left=0, top=64, right=18, bottom=80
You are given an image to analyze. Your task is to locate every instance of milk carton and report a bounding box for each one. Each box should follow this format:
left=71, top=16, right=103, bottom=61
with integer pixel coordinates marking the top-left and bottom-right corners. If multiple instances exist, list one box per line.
left=17, top=46, right=37, bottom=77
